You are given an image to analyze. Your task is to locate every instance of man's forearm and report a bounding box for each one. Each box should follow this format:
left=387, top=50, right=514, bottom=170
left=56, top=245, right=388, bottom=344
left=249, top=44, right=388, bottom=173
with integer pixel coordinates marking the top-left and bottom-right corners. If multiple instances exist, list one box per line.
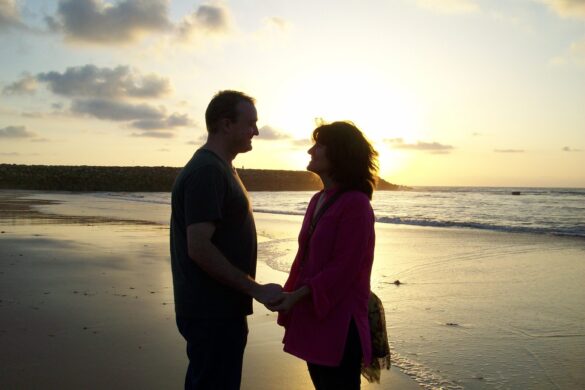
left=190, top=241, right=260, bottom=296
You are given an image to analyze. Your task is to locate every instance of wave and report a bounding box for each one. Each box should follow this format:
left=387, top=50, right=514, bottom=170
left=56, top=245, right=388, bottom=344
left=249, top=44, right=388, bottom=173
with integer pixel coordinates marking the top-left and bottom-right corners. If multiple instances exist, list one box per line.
left=412, top=187, right=585, bottom=196
left=255, top=208, right=585, bottom=238
left=376, top=216, right=585, bottom=238
left=92, top=192, right=585, bottom=238
left=254, top=208, right=305, bottom=217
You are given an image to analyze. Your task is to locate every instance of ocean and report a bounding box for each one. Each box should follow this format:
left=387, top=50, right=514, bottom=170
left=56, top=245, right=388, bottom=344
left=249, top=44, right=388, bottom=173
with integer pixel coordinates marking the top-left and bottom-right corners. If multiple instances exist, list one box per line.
left=25, top=187, right=585, bottom=389
left=40, top=186, right=584, bottom=238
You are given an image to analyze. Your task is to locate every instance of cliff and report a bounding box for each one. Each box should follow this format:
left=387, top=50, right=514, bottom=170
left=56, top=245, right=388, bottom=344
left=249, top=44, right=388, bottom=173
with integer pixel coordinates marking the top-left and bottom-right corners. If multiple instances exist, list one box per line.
left=0, top=164, right=406, bottom=192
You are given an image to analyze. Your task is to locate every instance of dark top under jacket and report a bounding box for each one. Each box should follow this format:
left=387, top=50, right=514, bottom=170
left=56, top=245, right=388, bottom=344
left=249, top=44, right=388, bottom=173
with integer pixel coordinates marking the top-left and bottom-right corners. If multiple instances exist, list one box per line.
left=170, top=148, right=257, bottom=318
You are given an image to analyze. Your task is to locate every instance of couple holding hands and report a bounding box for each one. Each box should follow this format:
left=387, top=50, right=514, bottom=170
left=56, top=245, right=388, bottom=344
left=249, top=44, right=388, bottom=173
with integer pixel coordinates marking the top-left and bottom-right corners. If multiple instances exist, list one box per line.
left=170, top=90, right=387, bottom=390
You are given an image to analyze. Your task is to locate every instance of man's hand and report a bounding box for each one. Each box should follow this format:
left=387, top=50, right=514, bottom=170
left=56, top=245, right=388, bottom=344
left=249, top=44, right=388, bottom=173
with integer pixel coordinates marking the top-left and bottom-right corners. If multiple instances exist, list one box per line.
left=252, top=283, right=283, bottom=305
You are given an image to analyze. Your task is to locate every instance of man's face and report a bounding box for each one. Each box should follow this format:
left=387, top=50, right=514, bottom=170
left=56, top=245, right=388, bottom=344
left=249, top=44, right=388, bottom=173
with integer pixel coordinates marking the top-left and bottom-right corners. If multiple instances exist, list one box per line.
left=227, top=101, right=258, bottom=154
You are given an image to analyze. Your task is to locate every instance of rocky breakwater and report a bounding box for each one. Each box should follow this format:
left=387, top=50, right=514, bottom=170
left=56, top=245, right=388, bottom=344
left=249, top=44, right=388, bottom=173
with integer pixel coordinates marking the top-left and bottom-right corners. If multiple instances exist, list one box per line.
left=0, top=164, right=406, bottom=192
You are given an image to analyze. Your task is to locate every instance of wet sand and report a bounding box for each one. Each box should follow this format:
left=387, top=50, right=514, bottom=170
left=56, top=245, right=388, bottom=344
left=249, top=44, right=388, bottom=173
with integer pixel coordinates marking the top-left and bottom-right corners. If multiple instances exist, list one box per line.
left=0, top=191, right=419, bottom=389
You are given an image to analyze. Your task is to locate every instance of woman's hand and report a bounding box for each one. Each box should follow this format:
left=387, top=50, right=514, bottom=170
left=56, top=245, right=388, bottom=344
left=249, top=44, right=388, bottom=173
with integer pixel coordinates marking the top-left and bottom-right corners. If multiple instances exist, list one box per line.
left=266, top=286, right=311, bottom=313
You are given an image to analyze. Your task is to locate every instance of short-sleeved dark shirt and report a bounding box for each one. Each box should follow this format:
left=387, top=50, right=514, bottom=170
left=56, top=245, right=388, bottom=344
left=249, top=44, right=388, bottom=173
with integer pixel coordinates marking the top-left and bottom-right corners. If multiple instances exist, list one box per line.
left=170, top=148, right=257, bottom=318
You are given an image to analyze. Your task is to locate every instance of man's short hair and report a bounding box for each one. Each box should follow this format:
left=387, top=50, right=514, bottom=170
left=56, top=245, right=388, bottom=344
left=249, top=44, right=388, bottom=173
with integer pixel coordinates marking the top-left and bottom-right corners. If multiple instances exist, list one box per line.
left=205, top=90, right=255, bottom=134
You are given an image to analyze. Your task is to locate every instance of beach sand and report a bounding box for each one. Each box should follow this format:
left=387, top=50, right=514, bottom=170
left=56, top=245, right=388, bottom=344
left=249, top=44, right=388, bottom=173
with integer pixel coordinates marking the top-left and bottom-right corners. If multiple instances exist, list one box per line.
left=0, top=192, right=419, bottom=389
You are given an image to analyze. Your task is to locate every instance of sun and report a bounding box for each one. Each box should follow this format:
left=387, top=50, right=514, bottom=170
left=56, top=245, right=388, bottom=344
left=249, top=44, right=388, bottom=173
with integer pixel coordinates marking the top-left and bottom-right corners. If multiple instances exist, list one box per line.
left=266, top=65, right=423, bottom=142
left=262, top=65, right=424, bottom=176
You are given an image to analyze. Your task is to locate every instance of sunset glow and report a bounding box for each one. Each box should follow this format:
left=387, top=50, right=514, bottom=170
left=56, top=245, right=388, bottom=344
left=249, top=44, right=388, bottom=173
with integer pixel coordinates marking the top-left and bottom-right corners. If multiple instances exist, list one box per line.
left=1, top=0, right=584, bottom=187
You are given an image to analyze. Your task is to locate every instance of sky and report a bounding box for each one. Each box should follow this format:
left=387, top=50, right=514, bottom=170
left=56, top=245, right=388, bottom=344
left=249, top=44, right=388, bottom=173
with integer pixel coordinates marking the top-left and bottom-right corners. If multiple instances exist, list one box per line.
left=1, top=0, right=584, bottom=187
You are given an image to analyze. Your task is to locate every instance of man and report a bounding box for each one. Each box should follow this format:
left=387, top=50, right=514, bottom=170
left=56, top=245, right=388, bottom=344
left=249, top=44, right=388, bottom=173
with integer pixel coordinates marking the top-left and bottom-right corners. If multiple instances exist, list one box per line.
left=170, top=90, right=282, bottom=389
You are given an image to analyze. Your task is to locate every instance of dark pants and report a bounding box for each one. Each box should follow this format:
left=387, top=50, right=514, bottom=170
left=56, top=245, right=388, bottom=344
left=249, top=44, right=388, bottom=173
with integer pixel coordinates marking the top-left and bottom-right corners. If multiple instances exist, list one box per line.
left=307, top=320, right=362, bottom=390
left=176, top=316, right=248, bottom=390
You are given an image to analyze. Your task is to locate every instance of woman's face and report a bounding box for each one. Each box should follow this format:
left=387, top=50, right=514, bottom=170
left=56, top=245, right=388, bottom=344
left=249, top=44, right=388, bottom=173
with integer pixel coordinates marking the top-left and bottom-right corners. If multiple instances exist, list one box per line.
left=307, top=142, right=331, bottom=175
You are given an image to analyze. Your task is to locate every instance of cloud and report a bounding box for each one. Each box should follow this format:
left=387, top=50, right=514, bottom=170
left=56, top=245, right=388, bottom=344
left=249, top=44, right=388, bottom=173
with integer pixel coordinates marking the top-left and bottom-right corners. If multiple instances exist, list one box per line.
left=494, top=149, right=525, bottom=153
left=0, top=152, right=20, bottom=156
left=0, top=0, right=26, bottom=32
left=0, top=125, right=36, bottom=138
left=48, top=0, right=172, bottom=44
left=263, top=16, right=291, bottom=32
left=131, top=131, right=175, bottom=138
left=385, top=138, right=454, bottom=154
left=416, top=0, right=480, bottom=15
left=71, top=98, right=192, bottom=130
left=538, top=0, right=585, bottom=19
left=562, top=146, right=582, bottom=152
left=177, top=4, right=232, bottom=40
left=3, top=64, right=191, bottom=133
left=2, top=73, right=38, bottom=95
left=130, top=113, right=193, bottom=130
left=291, top=138, right=311, bottom=149
left=71, top=98, right=164, bottom=121
left=551, top=37, right=585, bottom=67
left=258, top=125, right=291, bottom=140
left=36, top=65, right=170, bottom=99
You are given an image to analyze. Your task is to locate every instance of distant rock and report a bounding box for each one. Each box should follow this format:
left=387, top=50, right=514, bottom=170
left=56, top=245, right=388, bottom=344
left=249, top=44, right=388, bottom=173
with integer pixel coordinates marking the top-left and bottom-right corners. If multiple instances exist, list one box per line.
left=0, top=164, right=407, bottom=192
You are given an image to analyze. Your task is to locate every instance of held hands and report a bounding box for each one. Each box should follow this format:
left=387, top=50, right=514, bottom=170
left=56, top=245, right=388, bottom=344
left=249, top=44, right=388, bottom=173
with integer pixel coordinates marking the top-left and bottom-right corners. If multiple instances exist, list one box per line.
left=265, top=291, right=297, bottom=313
left=253, top=283, right=283, bottom=306
left=264, top=285, right=311, bottom=313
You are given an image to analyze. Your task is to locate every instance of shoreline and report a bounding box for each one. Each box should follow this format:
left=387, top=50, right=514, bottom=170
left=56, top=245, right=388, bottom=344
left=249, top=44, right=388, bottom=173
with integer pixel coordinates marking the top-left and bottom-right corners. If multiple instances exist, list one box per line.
left=0, top=191, right=420, bottom=389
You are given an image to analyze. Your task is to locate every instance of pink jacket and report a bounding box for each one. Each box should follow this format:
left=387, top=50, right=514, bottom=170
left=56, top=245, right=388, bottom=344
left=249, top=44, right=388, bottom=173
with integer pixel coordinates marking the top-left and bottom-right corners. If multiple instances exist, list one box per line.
left=277, top=188, right=375, bottom=366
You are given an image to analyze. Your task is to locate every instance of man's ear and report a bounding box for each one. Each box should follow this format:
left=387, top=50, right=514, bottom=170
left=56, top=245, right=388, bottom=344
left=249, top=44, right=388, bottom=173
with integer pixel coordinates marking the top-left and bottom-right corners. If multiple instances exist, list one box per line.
left=219, top=118, right=232, bottom=133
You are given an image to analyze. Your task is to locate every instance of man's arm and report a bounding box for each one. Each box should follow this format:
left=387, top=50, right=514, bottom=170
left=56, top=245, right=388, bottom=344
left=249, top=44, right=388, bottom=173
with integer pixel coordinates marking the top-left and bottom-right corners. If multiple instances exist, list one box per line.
left=187, top=222, right=282, bottom=304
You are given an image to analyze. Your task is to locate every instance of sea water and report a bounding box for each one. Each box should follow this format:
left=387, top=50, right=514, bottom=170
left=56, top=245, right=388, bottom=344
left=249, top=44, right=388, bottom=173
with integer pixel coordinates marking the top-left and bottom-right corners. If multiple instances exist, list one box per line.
left=25, top=187, right=585, bottom=389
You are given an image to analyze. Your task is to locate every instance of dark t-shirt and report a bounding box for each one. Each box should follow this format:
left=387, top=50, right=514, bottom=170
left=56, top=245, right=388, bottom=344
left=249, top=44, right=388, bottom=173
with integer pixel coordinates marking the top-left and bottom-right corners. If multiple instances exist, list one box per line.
left=170, top=148, right=257, bottom=318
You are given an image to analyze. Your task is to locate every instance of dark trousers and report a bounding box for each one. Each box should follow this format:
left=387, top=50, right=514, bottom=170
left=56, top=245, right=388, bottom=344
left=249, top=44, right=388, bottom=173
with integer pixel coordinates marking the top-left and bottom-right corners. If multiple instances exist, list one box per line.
left=176, top=316, right=248, bottom=390
left=307, top=320, right=362, bottom=390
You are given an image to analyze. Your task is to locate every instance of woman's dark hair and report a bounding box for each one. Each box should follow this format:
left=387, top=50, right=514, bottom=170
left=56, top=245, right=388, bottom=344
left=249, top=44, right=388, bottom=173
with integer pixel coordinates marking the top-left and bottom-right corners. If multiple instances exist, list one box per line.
left=312, top=121, right=379, bottom=199
left=205, top=90, right=255, bottom=134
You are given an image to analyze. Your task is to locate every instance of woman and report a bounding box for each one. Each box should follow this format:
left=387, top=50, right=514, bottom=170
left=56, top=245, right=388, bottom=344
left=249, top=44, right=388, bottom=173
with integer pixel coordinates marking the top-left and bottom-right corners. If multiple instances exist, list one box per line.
left=270, top=121, right=379, bottom=389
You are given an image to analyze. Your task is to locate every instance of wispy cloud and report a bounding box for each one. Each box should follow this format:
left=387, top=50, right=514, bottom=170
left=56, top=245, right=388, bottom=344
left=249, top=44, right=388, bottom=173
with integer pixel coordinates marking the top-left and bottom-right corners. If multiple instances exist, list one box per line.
left=385, top=138, right=455, bottom=154
left=263, top=16, right=291, bottom=32
left=551, top=37, right=585, bottom=67
left=538, top=0, right=585, bottom=19
left=2, top=73, right=37, bottom=95
left=0, top=125, right=36, bottom=138
left=291, top=138, right=311, bottom=149
left=562, top=146, right=582, bottom=152
left=46, top=0, right=172, bottom=44
left=0, top=0, right=27, bottom=33
left=131, top=131, right=175, bottom=139
left=494, top=148, right=525, bottom=153
left=131, top=113, right=193, bottom=130
left=416, top=0, right=480, bottom=15
left=258, top=125, right=291, bottom=140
